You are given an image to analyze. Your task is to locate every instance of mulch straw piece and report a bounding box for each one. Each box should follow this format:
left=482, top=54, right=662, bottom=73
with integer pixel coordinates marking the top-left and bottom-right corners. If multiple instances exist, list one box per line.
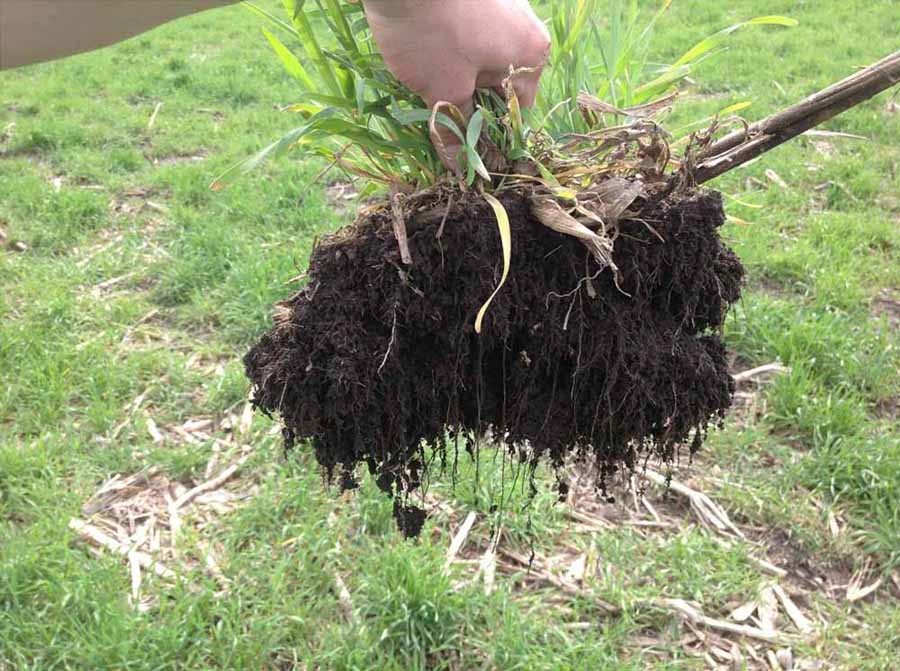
left=245, top=182, right=744, bottom=535
left=68, top=447, right=256, bottom=611
left=434, top=461, right=827, bottom=669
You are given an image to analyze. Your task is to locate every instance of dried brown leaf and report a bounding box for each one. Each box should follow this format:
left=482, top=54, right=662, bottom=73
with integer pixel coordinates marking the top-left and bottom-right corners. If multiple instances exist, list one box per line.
left=531, top=196, right=615, bottom=268
left=146, top=417, right=164, bottom=443
left=238, top=402, right=254, bottom=437
left=657, top=597, right=791, bottom=644
left=587, top=177, right=645, bottom=222
left=577, top=91, right=677, bottom=119
left=776, top=648, right=795, bottom=670
left=846, top=575, right=883, bottom=602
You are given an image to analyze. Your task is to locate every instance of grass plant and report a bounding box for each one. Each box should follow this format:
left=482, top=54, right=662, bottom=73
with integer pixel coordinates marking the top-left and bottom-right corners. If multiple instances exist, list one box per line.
left=217, top=0, right=796, bottom=193
left=0, top=0, right=898, bottom=668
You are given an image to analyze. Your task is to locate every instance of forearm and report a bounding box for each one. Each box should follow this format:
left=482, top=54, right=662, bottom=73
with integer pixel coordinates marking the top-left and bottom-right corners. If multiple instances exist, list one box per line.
left=0, top=0, right=239, bottom=70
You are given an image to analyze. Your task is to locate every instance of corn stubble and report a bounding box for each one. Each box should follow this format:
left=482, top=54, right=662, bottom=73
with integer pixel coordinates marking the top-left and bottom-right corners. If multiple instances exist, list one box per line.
left=235, top=0, right=793, bottom=534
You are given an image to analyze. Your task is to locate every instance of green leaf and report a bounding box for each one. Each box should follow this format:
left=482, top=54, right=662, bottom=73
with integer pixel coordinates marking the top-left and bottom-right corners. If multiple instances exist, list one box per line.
left=284, top=102, right=324, bottom=117
left=632, top=64, right=692, bottom=102
left=262, top=28, right=315, bottom=90
left=561, top=0, right=598, bottom=56
left=466, top=110, right=485, bottom=149
left=211, top=125, right=309, bottom=191
left=284, top=1, right=343, bottom=96
left=245, top=1, right=298, bottom=36
left=290, top=0, right=307, bottom=21
left=466, top=147, right=491, bottom=183
left=673, top=16, right=798, bottom=68
left=392, top=108, right=466, bottom=143
left=389, top=108, right=433, bottom=125
left=718, top=101, right=752, bottom=116
left=534, top=161, right=562, bottom=189
left=319, top=0, right=358, bottom=54
left=211, top=106, right=349, bottom=190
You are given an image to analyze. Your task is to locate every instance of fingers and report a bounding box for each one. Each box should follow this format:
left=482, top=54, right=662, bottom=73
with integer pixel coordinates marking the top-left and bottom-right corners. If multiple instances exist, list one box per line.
left=509, top=64, right=544, bottom=108
left=424, top=86, right=476, bottom=175
left=474, top=20, right=550, bottom=109
left=475, top=64, right=544, bottom=109
left=428, top=96, right=475, bottom=122
left=512, top=17, right=551, bottom=108
left=423, top=55, right=547, bottom=174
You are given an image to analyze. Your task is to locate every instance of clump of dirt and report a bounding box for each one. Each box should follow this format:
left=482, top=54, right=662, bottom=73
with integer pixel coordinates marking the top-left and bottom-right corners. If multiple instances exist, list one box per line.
left=244, top=186, right=743, bottom=536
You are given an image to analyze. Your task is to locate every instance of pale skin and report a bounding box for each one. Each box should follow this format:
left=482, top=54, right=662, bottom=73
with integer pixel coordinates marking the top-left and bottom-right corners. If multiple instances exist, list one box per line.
left=0, top=0, right=549, bottom=167
left=364, top=0, right=550, bottom=168
left=0, top=1, right=242, bottom=70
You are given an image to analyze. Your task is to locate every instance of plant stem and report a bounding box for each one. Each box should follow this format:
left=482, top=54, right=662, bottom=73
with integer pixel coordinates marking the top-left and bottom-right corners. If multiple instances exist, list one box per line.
left=692, top=50, right=900, bottom=185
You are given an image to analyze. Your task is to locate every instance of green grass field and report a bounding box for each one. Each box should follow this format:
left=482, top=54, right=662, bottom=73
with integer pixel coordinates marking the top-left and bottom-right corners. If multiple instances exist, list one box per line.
left=1, top=1, right=898, bottom=669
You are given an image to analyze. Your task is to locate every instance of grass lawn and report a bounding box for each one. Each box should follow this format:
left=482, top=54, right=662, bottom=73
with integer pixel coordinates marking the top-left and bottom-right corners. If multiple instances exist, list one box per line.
left=1, top=1, right=898, bottom=669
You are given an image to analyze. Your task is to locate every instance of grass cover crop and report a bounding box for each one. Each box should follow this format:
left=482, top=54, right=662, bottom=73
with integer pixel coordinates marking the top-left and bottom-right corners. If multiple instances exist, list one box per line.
left=2, top=2, right=899, bottom=666
left=233, top=0, right=801, bottom=532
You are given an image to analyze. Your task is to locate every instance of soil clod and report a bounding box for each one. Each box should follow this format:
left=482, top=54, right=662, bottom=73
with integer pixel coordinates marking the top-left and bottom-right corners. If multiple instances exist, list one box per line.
left=244, top=186, right=743, bottom=534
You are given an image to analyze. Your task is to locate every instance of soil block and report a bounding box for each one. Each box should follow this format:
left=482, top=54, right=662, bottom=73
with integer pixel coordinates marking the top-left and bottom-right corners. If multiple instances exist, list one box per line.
left=244, top=187, right=744, bottom=536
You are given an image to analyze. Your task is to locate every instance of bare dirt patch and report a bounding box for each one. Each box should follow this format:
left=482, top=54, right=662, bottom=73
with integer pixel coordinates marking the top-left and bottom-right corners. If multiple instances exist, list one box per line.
left=729, top=362, right=789, bottom=426
left=108, top=186, right=171, bottom=221
left=0, top=220, right=29, bottom=253
left=324, top=180, right=360, bottom=213
left=874, top=396, right=898, bottom=421
left=0, top=121, right=15, bottom=149
left=148, top=150, right=208, bottom=167
left=872, top=290, right=900, bottom=330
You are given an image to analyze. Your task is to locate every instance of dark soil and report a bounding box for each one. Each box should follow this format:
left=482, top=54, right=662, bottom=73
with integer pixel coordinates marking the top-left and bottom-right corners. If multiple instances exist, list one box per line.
left=244, top=187, right=743, bottom=536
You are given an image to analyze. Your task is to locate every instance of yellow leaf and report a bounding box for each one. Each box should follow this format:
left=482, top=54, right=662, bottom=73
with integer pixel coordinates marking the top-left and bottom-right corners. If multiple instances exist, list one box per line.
left=285, top=102, right=324, bottom=116
left=475, top=193, right=512, bottom=334
left=552, top=187, right=579, bottom=201
left=718, top=101, right=752, bottom=116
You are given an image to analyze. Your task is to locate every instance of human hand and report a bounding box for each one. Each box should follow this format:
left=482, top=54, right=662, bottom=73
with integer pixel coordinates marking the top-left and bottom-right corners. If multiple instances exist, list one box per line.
left=364, top=0, right=551, bottom=172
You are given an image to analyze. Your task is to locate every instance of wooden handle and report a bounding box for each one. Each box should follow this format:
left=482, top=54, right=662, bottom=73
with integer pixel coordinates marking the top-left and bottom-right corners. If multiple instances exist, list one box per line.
left=691, top=50, right=900, bottom=185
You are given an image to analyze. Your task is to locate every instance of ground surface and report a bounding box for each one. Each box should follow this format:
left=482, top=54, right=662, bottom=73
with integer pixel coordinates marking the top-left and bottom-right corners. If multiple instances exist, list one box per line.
left=1, top=1, right=898, bottom=669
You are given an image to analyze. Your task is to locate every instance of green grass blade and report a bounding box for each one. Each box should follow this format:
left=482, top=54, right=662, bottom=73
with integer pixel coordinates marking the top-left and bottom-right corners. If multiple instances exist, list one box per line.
left=393, top=109, right=465, bottom=143
left=467, top=147, right=491, bottom=183
left=632, top=64, right=692, bottom=102
left=561, top=0, right=598, bottom=56
left=319, top=0, right=359, bottom=54
left=245, top=1, right=298, bottom=36
left=262, top=27, right=315, bottom=90
left=466, top=110, right=485, bottom=149
left=673, top=16, right=798, bottom=68
left=718, top=101, right=752, bottom=116
left=210, top=124, right=312, bottom=190
left=286, top=3, right=343, bottom=96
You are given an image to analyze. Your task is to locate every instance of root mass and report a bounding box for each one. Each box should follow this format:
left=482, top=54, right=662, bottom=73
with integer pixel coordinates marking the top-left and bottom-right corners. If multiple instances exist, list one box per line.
left=244, top=188, right=743, bottom=536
